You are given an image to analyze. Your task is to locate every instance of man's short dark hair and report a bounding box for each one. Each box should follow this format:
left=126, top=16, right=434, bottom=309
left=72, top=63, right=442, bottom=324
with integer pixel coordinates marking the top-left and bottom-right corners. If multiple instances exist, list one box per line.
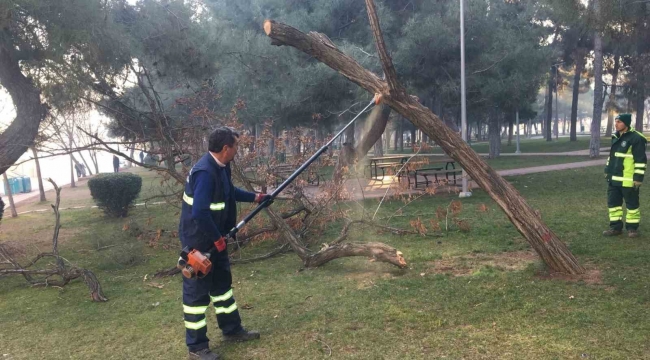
left=208, top=127, right=239, bottom=153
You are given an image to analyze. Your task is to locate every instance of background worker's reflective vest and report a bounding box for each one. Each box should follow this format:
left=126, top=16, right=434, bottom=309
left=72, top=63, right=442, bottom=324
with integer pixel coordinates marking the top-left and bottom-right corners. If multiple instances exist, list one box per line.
left=605, top=128, right=648, bottom=187
left=178, top=153, right=238, bottom=259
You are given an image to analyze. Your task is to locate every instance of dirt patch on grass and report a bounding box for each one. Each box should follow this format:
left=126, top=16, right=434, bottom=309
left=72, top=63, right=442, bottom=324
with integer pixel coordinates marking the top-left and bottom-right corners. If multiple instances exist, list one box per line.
left=426, top=250, right=539, bottom=276
left=535, top=267, right=603, bottom=285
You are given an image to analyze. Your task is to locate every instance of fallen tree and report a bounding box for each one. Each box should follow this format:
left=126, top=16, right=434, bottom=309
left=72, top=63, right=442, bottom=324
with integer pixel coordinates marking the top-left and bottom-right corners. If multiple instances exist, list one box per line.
left=262, top=0, right=584, bottom=274
left=0, top=179, right=108, bottom=301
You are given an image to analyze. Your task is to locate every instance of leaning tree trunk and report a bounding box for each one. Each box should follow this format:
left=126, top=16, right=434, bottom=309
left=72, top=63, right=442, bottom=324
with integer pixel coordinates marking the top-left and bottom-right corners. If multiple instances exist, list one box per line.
left=606, top=54, right=620, bottom=137
left=31, top=147, right=46, bottom=202
left=0, top=42, right=48, bottom=175
left=590, top=3, right=604, bottom=159
left=570, top=54, right=584, bottom=141
left=263, top=3, right=584, bottom=274
left=2, top=172, right=17, bottom=218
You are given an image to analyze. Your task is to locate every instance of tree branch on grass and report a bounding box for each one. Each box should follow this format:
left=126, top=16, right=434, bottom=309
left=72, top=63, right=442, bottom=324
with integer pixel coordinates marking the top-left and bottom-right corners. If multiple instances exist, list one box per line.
left=0, top=179, right=108, bottom=301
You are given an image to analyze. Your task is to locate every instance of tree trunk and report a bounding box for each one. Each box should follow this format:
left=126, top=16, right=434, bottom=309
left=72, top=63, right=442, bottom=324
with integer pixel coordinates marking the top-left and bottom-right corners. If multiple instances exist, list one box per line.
left=570, top=55, right=584, bottom=141
left=590, top=4, right=604, bottom=158
left=399, top=118, right=404, bottom=151
left=0, top=42, right=48, bottom=175
left=606, top=54, right=620, bottom=137
left=488, top=112, right=501, bottom=159
left=31, top=147, right=46, bottom=202
left=264, top=14, right=584, bottom=274
left=546, top=68, right=554, bottom=141
left=2, top=173, right=17, bottom=218
left=373, top=133, right=384, bottom=156
left=90, top=151, right=99, bottom=174
left=355, top=103, right=391, bottom=159
left=268, top=128, right=276, bottom=156
left=635, top=5, right=647, bottom=131
left=507, top=115, right=514, bottom=146
left=393, top=122, right=399, bottom=151
left=77, top=152, right=93, bottom=176
left=69, top=134, right=76, bottom=188
left=127, top=147, right=134, bottom=167
left=410, top=128, right=416, bottom=150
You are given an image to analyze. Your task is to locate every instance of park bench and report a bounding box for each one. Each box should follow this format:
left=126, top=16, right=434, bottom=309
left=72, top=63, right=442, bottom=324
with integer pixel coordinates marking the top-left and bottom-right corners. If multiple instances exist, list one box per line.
left=409, top=159, right=460, bottom=189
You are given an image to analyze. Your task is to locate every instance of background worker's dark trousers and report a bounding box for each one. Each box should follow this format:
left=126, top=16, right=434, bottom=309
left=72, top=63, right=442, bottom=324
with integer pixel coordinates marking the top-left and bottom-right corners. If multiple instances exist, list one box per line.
left=608, top=182, right=640, bottom=231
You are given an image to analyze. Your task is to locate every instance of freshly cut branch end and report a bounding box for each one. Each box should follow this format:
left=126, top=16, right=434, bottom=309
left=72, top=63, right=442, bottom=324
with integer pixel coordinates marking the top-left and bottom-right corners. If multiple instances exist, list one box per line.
left=263, top=19, right=273, bottom=36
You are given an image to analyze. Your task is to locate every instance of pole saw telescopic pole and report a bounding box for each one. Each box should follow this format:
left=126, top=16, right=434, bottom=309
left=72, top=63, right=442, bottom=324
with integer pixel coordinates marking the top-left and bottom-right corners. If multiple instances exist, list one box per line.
left=226, top=95, right=381, bottom=240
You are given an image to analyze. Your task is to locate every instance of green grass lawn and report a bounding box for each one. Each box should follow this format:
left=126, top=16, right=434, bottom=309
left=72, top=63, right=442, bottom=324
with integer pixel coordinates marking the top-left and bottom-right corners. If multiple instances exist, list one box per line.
left=2, top=165, right=649, bottom=359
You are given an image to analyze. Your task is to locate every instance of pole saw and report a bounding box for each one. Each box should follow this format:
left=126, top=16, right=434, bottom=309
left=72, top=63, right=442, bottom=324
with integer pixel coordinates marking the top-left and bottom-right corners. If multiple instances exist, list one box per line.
left=177, top=95, right=382, bottom=278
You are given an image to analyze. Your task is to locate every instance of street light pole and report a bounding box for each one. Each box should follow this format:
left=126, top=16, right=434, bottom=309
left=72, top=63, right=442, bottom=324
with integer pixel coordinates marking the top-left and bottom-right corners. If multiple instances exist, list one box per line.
left=459, top=0, right=471, bottom=198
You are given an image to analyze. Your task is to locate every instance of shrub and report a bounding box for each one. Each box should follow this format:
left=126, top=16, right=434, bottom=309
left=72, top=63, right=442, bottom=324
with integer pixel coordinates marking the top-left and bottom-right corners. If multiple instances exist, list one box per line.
left=88, top=173, right=142, bottom=217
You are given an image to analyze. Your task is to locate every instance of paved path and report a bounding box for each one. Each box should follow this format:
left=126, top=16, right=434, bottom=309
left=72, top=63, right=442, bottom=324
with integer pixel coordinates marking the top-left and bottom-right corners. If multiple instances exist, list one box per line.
left=419, top=147, right=609, bottom=157
left=7, top=156, right=611, bottom=213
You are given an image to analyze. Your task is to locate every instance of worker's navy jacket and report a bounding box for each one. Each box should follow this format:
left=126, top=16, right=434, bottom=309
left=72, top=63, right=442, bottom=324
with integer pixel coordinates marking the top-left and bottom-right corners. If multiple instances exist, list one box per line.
left=179, top=153, right=256, bottom=262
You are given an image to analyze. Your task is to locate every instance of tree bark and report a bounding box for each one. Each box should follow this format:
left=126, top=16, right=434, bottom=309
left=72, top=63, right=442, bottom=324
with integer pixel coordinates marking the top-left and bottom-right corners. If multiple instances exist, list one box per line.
left=0, top=42, right=48, bottom=175
left=606, top=54, right=620, bottom=137
left=393, top=122, right=399, bottom=151
left=570, top=55, right=584, bottom=141
left=488, top=111, right=501, bottom=158
left=2, top=173, right=17, bottom=218
left=31, top=147, right=46, bottom=202
left=337, top=103, right=391, bottom=175
left=546, top=68, right=554, bottom=141
left=264, top=13, right=584, bottom=274
left=590, top=2, right=604, bottom=158
left=373, top=133, right=384, bottom=156
left=69, top=134, right=76, bottom=188
left=635, top=4, right=647, bottom=131
left=399, top=118, right=404, bottom=151
left=507, top=115, right=514, bottom=146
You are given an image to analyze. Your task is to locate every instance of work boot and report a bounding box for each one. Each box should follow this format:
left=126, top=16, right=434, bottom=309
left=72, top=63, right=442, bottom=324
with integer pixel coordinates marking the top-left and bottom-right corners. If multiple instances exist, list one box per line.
left=628, top=229, right=639, bottom=238
left=188, top=348, right=220, bottom=360
left=223, top=328, right=260, bottom=343
left=602, top=229, right=623, bottom=236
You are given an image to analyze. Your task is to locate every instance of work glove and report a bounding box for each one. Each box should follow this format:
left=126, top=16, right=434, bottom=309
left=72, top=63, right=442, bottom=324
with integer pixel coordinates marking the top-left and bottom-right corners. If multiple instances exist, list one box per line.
left=634, top=181, right=642, bottom=190
left=255, top=193, right=274, bottom=207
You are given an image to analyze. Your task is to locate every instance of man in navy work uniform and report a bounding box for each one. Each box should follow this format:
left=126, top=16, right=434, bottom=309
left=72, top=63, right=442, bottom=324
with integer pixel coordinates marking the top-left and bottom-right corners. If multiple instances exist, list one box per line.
left=179, top=127, right=270, bottom=360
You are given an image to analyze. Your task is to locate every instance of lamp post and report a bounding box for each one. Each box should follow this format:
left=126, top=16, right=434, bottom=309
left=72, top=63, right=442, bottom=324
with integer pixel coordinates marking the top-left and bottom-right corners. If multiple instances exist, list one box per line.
left=459, top=0, right=472, bottom=198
